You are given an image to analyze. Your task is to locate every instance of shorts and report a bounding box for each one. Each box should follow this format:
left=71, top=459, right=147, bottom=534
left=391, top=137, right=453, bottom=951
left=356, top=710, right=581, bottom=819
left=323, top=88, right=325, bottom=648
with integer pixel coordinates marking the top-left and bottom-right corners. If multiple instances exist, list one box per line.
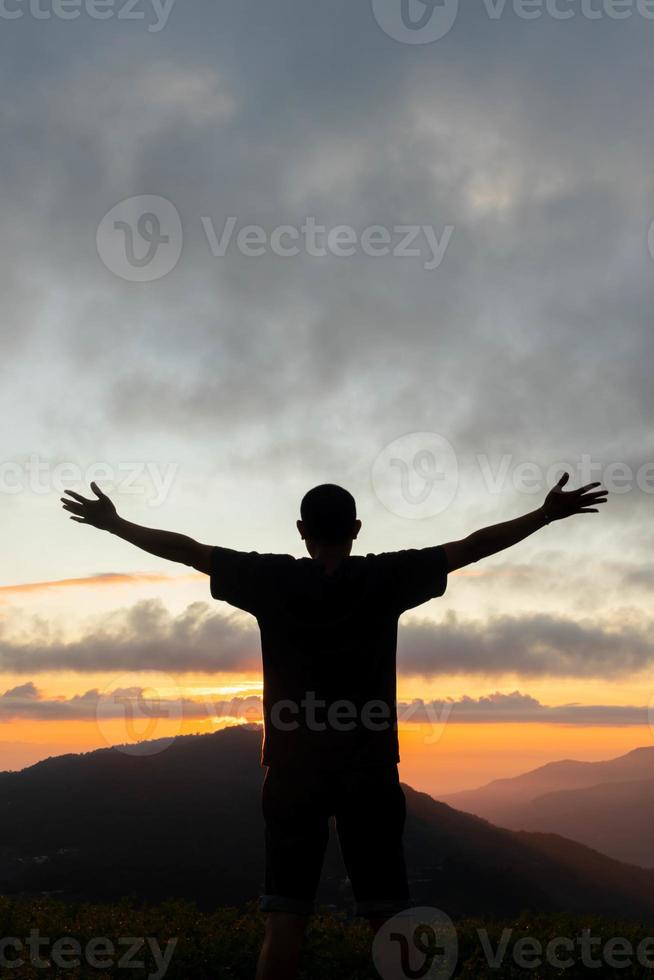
left=259, top=763, right=411, bottom=918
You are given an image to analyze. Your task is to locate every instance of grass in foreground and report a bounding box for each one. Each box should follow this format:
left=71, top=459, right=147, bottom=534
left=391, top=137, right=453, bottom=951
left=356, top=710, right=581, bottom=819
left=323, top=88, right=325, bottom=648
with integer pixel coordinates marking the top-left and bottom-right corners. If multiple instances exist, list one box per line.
left=0, top=897, right=653, bottom=978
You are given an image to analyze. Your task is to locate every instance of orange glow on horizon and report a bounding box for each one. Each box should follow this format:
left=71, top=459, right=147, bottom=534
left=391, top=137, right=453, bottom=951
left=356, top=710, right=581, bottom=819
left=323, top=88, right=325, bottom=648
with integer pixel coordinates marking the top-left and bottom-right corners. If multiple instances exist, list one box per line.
left=0, top=571, right=204, bottom=595
left=1, top=714, right=652, bottom=795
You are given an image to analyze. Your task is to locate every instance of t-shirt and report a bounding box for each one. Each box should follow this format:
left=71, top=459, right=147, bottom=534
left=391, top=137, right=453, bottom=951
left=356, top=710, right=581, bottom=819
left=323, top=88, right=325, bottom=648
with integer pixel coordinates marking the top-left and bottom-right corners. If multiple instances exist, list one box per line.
left=209, top=546, right=448, bottom=770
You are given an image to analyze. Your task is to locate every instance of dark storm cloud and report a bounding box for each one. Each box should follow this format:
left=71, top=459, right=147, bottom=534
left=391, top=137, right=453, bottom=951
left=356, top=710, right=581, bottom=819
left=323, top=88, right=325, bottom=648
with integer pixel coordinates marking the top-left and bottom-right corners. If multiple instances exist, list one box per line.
left=1, top=0, right=653, bottom=478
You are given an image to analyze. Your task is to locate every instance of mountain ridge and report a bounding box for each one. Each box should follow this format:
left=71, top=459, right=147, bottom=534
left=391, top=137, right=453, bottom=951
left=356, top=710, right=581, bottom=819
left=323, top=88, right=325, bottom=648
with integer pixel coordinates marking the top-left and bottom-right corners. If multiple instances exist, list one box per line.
left=2, top=726, right=653, bottom=918
left=441, top=744, right=654, bottom=867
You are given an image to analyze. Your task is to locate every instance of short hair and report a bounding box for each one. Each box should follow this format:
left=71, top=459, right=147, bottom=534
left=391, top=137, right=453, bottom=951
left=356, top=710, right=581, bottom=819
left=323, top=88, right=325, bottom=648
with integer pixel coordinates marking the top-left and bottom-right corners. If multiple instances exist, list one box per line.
left=300, top=484, right=357, bottom=543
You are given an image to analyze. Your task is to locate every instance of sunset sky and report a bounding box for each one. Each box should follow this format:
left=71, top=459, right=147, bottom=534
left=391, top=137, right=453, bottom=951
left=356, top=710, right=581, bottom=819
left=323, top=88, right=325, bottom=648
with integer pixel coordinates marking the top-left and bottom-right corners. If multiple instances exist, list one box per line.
left=1, top=0, right=653, bottom=795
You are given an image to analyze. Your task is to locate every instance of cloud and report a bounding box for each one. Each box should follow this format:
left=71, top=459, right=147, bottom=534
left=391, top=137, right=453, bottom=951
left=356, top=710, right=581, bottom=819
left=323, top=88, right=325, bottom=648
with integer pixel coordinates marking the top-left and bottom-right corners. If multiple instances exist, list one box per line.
left=398, top=610, right=654, bottom=679
left=0, top=682, right=649, bottom=729
left=1, top=599, right=653, bottom=680
left=397, top=691, right=652, bottom=727
left=2, top=0, right=653, bottom=481
left=622, top=565, right=654, bottom=591
left=0, top=600, right=260, bottom=674
left=0, top=679, right=264, bottom=724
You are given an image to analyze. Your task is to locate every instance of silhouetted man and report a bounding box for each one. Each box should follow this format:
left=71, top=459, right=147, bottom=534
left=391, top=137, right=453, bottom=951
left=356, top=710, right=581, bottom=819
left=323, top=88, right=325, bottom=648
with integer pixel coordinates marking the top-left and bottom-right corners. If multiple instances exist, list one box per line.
left=61, top=472, right=607, bottom=980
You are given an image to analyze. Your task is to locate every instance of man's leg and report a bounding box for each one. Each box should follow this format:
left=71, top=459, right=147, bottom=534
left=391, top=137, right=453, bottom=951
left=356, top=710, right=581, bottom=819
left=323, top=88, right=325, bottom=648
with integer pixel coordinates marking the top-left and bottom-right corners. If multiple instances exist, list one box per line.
left=335, top=765, right=412, bottom=926
left=255, top=912, right=309, bottom=980
left=256, top=767, right=329, bottom=980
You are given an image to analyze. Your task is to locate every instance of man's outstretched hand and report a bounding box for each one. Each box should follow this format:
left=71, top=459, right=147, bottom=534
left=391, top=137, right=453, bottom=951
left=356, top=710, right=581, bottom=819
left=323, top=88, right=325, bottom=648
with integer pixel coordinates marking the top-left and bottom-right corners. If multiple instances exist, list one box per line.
left=61, top=482, right=119, bottom=531
left=541, top=473, right=608, bottom=523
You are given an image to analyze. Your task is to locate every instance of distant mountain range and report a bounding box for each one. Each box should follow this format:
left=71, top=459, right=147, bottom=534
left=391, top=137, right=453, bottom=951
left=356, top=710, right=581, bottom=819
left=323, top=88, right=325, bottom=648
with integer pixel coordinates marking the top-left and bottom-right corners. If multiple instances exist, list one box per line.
left=442, top=746, right=654, bottom=867
left=1, top=727, right=654, bottom=919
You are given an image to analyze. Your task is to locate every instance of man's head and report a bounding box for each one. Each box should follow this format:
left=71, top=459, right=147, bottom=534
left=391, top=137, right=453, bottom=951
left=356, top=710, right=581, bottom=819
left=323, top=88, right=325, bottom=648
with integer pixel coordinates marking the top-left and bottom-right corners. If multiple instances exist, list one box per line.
left=297, top=484, right=361, bottom=555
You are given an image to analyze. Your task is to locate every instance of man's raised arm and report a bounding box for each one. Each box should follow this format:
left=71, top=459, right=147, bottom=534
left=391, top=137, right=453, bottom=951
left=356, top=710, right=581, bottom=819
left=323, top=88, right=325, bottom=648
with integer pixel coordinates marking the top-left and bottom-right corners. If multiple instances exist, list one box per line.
left=60, top=482, right=213, bottom=574
left=441, top=472, right=608, bottom=573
